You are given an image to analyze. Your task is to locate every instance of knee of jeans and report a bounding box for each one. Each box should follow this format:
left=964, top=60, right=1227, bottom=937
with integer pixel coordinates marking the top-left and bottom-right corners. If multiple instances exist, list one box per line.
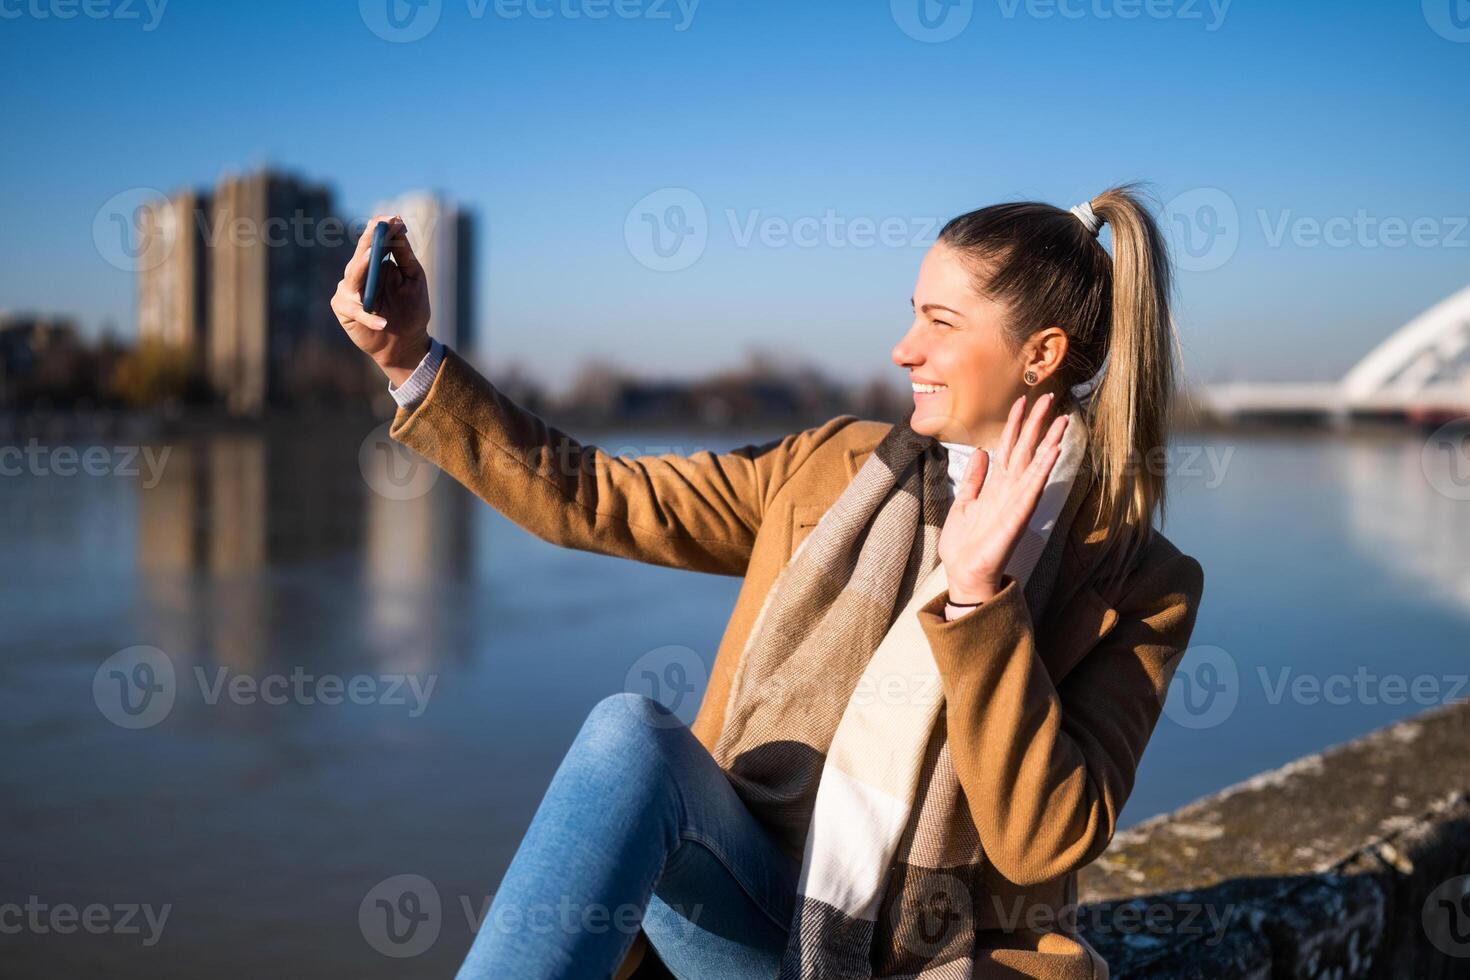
left=576, top=693, right=686, bottom=761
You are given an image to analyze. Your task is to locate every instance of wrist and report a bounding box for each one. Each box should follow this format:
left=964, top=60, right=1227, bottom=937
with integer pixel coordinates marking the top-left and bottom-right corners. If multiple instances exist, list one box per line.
left=376, top=335, right=432, bottom=387
left=947, top=576, right=999, bottom=605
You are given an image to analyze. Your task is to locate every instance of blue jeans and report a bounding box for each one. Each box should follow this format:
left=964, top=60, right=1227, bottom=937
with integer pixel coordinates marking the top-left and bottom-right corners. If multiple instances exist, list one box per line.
left=456, top=693, right=800, bottom=980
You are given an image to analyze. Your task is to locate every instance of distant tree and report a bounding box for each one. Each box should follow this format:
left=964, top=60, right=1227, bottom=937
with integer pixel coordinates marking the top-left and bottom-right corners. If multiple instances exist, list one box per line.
left=110, top=340, right=194, bottom=407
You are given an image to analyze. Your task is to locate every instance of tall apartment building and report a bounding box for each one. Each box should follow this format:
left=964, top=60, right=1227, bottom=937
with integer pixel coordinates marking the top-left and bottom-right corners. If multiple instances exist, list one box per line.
left=370, top=191, right=477, bottom=353
left=208, top=170, right=358, bottom=415
left=136, top=189, right=212, bottom=380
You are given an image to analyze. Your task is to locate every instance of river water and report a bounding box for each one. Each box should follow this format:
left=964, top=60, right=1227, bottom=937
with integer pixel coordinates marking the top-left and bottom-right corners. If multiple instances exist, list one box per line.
left=3, top=420, right=1468, bottom=977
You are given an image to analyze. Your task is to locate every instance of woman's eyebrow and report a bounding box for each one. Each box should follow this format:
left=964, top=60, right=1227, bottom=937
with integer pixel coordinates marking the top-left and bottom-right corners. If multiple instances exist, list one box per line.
left=910, top=298, right=966, bottom=318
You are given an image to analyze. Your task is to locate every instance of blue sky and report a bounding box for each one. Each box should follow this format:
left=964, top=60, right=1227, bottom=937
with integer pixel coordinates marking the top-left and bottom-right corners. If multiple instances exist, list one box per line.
left=3, top=0, right=1468, bottom=390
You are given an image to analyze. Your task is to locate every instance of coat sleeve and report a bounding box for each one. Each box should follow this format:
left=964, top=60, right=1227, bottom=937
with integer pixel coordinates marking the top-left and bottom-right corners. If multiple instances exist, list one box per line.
left=388, top=345, right=856, bottom=576
left=914, top=547, right=1204, bottom=886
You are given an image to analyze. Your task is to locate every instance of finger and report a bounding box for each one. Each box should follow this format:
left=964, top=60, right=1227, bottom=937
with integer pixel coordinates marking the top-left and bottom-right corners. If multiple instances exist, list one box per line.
left=995, top=395, right=1027, bottom=470
left=344, top=214, right=398, bottom=290
left=1012, top=391, right=1055, bottom=472
left=386, top=217, right=425, bottom=280
left=1043, top=413, right=1069, bottom=450
left=1005, top=442, right=1061, bottom=536
left=956, top=447, right=989, bottom=503
left=333, top=284, right=387, bottom=331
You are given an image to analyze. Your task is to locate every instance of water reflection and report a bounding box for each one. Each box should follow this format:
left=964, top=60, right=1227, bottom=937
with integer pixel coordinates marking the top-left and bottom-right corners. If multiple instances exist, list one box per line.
left=3, top=423, right=1469, bottom=979
left=1339, top=432, right=1470, bottom=609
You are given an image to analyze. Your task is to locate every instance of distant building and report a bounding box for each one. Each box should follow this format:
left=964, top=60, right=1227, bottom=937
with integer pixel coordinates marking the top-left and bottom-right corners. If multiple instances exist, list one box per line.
left=208, top=170, right=359, bottom=415
left=370, top=191, right=477, bottom=353
left=136, top=188, right=212, bottom=381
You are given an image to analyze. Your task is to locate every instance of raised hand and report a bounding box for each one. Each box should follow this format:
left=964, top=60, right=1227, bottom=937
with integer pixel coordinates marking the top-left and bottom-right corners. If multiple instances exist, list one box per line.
left=937, top=392, right=1070, bottom=605
left=330, top=214, right=432, bottom=386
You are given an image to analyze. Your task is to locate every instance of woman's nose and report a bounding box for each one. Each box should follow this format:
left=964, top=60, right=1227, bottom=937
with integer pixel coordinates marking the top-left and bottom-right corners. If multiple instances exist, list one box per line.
left=891, top=323, right=924, bottom=369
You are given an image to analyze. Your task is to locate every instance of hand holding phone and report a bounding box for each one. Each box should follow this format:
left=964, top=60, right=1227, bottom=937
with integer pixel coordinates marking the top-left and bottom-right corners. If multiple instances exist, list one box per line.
left=331, top=214, right=433, bottom=386
left=361, top=220, right=391, bottom=314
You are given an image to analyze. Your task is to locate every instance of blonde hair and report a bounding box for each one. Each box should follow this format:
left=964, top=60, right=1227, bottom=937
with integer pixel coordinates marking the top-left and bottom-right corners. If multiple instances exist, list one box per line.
left=937, top=183, right=1180, bottom=587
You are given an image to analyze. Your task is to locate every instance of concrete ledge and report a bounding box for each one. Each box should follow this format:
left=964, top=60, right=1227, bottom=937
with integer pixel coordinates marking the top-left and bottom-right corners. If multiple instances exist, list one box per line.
left=1076, top=700, right=1470, bottom=978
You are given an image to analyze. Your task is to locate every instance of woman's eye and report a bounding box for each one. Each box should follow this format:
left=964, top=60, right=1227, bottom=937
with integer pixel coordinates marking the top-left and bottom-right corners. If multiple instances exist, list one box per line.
left=933, top=319, right=953, bottom=328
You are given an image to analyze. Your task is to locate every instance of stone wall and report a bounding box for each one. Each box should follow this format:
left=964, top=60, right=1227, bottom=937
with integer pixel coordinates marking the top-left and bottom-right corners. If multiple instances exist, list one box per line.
left=1076, top=699, right=1470, bottom=978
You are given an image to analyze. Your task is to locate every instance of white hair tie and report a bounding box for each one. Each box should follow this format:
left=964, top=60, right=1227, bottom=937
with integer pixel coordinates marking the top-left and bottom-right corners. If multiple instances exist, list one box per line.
left=1069, top=200, right=1103, bottom=237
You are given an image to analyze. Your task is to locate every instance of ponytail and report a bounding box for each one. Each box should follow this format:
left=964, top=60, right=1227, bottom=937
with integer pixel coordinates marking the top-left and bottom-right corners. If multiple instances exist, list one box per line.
left=1085, top=185, right=1178, bottom=585
left=936, top=183, right=1182, bottom=588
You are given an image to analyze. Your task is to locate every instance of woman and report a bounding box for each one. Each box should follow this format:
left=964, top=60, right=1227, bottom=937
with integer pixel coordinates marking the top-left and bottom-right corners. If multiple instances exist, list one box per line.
left=332, top=185, right=1205, bottom=980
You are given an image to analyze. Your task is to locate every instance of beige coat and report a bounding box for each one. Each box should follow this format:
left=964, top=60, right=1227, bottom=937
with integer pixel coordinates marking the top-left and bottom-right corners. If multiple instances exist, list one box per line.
left=391, top=348, right=1206, bottom=979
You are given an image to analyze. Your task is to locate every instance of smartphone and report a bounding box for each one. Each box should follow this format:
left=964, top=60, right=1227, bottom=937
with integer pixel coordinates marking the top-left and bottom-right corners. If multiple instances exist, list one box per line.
left=361, top=220, right=390, bottom=314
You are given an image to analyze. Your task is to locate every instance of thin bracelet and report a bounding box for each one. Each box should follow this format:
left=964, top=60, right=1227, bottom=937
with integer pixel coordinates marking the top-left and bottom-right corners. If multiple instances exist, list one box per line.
left=946, top=597, right=985, bottom=608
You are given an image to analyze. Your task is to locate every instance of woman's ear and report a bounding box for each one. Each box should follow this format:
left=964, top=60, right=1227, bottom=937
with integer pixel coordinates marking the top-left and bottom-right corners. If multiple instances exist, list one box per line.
left=1023, top=326, right=1070, bottom=383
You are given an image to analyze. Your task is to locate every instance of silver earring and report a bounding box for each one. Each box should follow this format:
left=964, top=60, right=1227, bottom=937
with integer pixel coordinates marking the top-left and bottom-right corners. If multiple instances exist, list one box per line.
left=1023, top=370, right=1039, bottom=385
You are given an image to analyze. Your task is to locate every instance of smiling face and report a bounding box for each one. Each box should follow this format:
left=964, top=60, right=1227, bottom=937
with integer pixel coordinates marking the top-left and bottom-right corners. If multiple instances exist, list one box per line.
left=891, top=242, right=1066, bottom=448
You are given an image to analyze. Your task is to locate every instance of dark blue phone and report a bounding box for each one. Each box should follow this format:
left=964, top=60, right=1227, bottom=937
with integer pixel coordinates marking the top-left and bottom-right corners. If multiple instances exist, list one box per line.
left=361, top=220, right=390, bottom=314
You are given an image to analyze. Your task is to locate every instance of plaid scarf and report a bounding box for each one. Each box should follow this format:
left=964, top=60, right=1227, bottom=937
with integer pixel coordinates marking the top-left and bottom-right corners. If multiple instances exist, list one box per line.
left=711, top=405, right=1091, bottom=977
